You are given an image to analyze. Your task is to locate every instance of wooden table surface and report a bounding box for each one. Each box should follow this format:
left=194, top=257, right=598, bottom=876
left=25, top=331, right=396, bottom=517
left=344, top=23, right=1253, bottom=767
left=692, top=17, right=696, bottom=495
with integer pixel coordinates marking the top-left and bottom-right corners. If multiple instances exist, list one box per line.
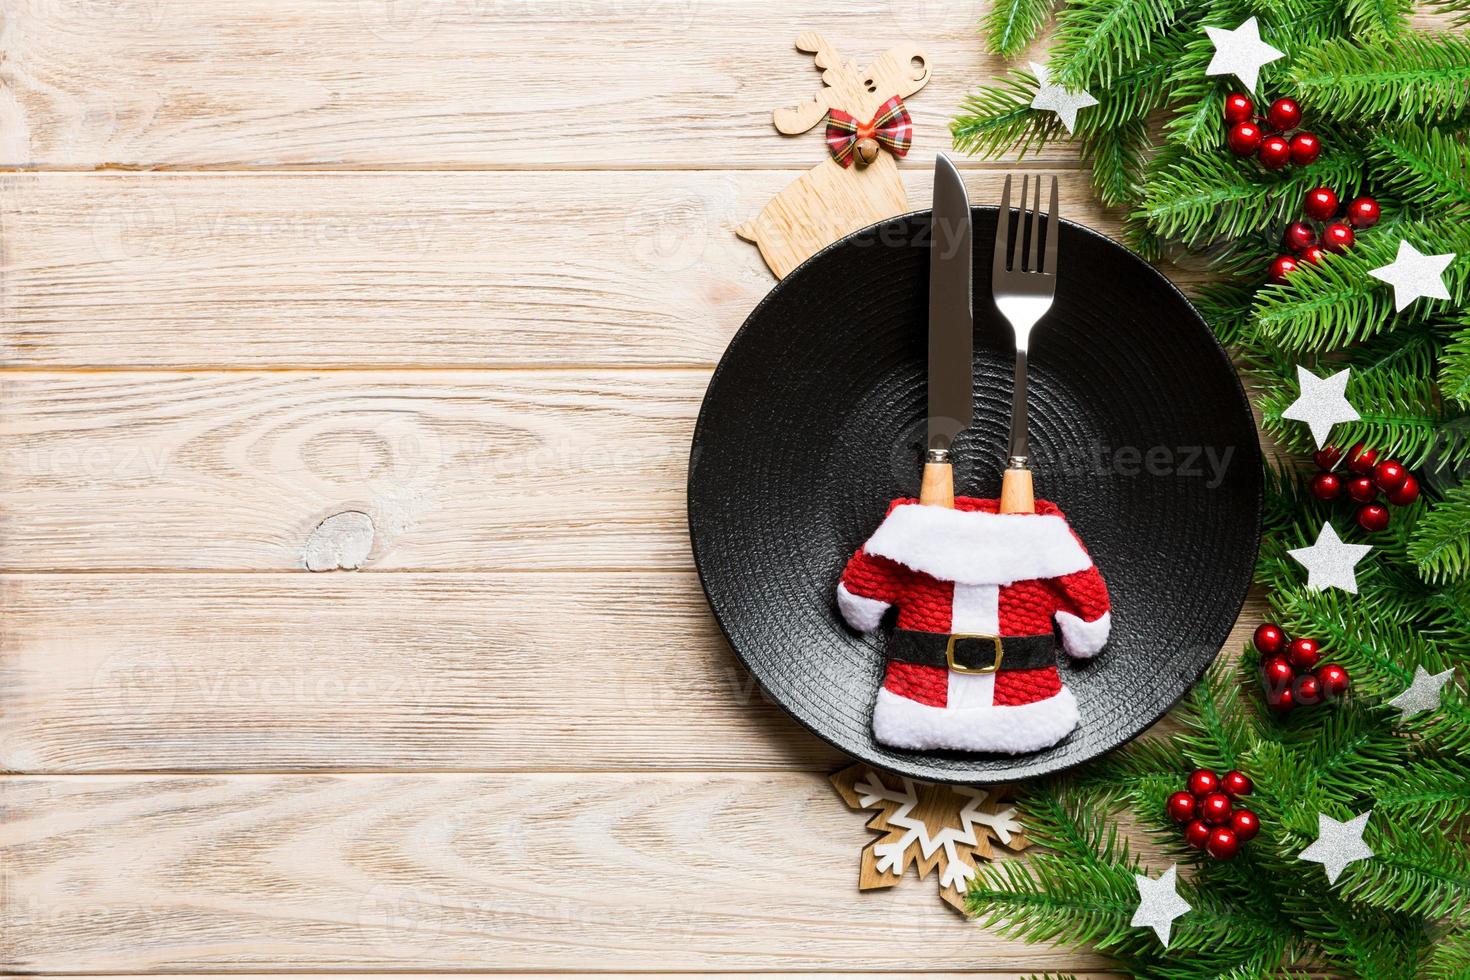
left=0, top=0, right=1358, bottom=973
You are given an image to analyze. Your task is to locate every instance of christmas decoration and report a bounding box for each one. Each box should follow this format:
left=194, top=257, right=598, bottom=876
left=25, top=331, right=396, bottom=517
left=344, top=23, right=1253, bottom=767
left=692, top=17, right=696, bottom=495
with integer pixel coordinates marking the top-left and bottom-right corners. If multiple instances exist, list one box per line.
left=1203, top=17, right=1283, bottom=90
left=1303, top=186, right=1339, bottom=221
left=1226, top=119, right=1264, bottom=156
left=1223, top=93, right=1320, bottom=170
left=1131, top=865, right=1191, bottom=946
left=1272, top=187, right=1377, bottom=278
left=830, top=763, right=1027, bottom=913
left=1028, top=61, right=1097, bottom=134
left=1308, top=443, right=1420, bottom=530
left=1266, top=97, right=1300, bottom=131
left=1257, top=133, right=1290, bottom=169
left=1167, top=768, right=1258, bottom=860
left=1287, top=523, right=1372, bottom=593
left=736, top=33, right=931, bottom=279
left=1387, top=474, right=1421, bottom=506
left=1357, top=501, right=1390, bottom=531
left=1268, top=253, right=1298, bottom=283
left=1299, top=811, right=1375, bottom=885
left=1289, top=130, right=1321, bottom=165
left=836, top=497, right=1110, bottom=753
left=954, top=5, right=1470, bottom=975
left=1255, top=622, right=1348, bottom=714
left=1280, top=365, right=1358, bottom=447
left=1347, top=195, right=1382, bottom=228
left=1386, top=665, right=1455, bottom=720
left=824, top=96, right=912, bottom=168
left=1223, top=92, right=1253, bottom=123
left=1368, top=240, right=1457, bottom=312
left=1322, top=221, right=1354, bottom=251
left=1345, top=443, right=1377, bottom=474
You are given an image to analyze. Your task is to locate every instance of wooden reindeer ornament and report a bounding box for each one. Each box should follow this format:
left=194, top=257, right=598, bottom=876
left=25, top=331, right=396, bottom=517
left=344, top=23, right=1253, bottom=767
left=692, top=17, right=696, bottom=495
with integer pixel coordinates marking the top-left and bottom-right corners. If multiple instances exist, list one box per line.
left=737, top=33, right=931, bottom=279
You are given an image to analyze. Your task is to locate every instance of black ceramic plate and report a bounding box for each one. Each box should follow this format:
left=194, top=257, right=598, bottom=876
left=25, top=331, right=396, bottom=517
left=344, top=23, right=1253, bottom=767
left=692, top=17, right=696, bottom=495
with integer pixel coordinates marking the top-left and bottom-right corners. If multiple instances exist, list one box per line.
left=688, top=208, right=1262, bottom=783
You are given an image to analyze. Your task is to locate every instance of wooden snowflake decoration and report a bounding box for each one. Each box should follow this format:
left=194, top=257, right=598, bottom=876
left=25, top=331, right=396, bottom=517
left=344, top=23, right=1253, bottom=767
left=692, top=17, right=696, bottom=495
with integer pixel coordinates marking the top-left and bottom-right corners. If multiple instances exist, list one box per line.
left=830, top=763, right=1029, bottom=913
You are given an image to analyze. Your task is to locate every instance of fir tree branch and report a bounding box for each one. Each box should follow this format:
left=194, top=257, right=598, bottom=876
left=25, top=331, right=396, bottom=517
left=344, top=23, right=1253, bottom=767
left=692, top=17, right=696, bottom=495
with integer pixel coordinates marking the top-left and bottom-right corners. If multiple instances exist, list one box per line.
left=951, top=68, right=1064, bottom=159
left=1423, top=926, right=1470, bottom=979
left=1370, top=754, right=1470, bottom=823
left=1408, top=483, right=1470, bottom=583
left=1135, top=147, right=1370, bottom=248
left=1440, top=318, right=1470, bottom=407
left=1049, top=0, right=1189, bottom=90
left=1343, top=0, right=1414, bottom=39
left=1340, top=815, right=1470, bottom=918
left=1081, top=116, right=1149, bottom=207
left=1368, top=125, right=1470, bottom=215
left=1289, top=33, right=1470, bottom=122
left=985, top=0, right=1058, bottom=59
left=1250, top=216, right=1470, bottom=352
left=1170, top=659, right=1255, bottom=773
left=1425, top=0, right=1470, bottom=29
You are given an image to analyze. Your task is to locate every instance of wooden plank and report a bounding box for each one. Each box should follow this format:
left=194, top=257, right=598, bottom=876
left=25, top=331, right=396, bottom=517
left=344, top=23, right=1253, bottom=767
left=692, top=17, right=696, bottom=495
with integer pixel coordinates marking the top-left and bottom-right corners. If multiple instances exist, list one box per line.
left=0, top=370, right=702, bottom=572
left=0, top=571, right=837, bottom=773
left=0, top=0, right=1073, bottom=170
left=0, top=169, right=1127, bottom=369
left=0, top=772, right=1115, bottom=973
left=0, top=572, right=1268, bottom=773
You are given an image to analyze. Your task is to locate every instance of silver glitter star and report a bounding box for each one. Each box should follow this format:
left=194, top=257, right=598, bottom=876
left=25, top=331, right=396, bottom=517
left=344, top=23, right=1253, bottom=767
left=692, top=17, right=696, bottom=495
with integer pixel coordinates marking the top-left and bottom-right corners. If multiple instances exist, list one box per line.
left=1368, top=240, right=1456, bottom=312
left=1281, top=366, right=1360, bottom=448
left=1288, top=523, right=1372, bottom=594
left=1132, top=864, right=1191, bottom=947
left=1387, top=665, right=1455, bottom=720
left=1204, top=17, right=1284, bottom=91
left=1299, top=811, right=1374, bottom=885
left=1030, top=61, right=1098, bottom=134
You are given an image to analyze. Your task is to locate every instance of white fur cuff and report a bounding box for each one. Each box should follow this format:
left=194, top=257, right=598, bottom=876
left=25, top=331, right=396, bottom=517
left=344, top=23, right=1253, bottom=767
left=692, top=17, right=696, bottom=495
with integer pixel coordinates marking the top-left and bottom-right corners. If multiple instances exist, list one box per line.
left=1057, top=610, right=1111, bottom=658
left=837, top=583, right=890, bottom=632
left=872, top=686, right=1080, bottom=754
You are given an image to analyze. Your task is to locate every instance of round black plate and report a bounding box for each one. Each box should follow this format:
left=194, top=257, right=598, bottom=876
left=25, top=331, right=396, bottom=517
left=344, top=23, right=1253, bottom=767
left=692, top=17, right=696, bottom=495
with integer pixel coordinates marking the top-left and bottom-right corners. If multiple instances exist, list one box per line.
left=689, top=208, right=1262, bottom=783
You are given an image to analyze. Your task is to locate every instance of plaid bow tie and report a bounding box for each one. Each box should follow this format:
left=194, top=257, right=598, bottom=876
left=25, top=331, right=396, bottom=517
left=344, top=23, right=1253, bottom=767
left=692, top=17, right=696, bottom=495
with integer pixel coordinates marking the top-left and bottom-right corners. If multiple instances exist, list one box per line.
left=825, top=96, right=913, bottom=168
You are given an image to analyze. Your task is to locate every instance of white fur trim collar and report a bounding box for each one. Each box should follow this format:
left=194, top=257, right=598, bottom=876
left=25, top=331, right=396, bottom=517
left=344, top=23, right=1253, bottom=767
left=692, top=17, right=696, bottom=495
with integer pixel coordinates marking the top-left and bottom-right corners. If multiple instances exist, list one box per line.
left=863, top=503, right=1091, bottom=585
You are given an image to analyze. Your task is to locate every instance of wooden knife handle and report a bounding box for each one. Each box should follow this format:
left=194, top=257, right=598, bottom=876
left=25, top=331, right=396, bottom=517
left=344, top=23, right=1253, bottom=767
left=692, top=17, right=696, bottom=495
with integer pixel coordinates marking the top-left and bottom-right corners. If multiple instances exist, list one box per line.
left=920, top=462, right=954, bottom=508
left=999, top=466, right=1034, bottom=514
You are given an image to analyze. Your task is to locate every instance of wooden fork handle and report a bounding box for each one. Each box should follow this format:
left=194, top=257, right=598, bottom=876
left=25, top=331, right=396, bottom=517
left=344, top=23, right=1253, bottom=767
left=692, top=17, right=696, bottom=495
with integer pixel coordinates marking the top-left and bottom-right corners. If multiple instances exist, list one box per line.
left=999, top=466, right=1034, bottom=514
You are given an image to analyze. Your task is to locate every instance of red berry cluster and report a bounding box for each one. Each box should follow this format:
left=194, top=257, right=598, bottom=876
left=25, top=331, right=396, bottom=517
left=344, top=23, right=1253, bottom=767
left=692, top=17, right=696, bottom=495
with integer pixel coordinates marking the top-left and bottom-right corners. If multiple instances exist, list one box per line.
left=1167, top=768, right=1259, bottom=861
left=1270, top=187, right=1381, bottom=282
left=1225, top=95, right=1319, bottom=170
left=1309, top=442, right=1420, bottom=531
left=1254, top=623, right=1350, bottom=713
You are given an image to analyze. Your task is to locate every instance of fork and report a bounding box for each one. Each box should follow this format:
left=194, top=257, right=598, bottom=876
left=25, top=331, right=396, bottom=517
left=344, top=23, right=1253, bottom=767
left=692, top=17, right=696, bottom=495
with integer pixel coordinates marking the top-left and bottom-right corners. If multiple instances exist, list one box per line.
left=992, top=173, right=1059, bottom=515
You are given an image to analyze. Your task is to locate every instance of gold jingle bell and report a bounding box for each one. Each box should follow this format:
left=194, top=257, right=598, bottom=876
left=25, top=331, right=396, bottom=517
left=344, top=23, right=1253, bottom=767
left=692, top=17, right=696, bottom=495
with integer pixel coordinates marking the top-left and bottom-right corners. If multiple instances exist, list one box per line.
left=854, top=136, right=881, bottom=167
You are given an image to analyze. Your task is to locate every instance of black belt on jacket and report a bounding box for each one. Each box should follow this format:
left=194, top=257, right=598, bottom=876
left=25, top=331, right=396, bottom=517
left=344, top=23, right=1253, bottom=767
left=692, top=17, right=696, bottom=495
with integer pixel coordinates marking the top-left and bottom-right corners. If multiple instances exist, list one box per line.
left=887, top=629, right=1056, bottom=674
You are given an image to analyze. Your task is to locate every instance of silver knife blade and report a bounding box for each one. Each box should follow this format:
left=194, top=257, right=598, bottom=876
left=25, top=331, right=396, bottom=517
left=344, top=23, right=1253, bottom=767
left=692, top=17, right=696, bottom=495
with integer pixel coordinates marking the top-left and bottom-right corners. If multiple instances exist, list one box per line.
left=928, top=154, right=973, bottom=455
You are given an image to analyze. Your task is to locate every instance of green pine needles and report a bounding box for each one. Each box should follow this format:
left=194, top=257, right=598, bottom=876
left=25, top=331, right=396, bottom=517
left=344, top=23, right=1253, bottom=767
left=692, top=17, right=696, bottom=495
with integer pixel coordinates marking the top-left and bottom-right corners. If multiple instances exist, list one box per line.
left=954, top=1, right=1470, bottom=976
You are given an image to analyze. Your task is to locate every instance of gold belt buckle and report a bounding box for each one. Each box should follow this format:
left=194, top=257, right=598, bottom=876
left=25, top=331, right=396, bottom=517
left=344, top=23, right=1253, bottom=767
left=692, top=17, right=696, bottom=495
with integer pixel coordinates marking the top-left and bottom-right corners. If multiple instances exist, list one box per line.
left=945, top=633, right=1004, bottom=674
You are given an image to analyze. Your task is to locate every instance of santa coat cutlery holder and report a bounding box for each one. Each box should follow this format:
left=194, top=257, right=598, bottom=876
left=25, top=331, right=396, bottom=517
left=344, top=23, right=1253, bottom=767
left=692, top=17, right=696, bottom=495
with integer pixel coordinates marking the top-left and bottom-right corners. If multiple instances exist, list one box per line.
left=837, top=496, right=1111, bottom=754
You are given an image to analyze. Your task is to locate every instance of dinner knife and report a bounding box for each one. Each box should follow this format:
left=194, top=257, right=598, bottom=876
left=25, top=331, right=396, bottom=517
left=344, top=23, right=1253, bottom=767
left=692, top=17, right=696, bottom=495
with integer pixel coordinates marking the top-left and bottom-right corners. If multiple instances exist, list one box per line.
left=920, top=154, right=973, bottom=508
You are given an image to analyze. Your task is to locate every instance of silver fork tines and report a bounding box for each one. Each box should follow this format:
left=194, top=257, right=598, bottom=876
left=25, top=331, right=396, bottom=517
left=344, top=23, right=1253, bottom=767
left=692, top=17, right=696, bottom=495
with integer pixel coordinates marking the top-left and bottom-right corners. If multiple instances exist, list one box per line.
left=993, top=173, right=1059, bottom=467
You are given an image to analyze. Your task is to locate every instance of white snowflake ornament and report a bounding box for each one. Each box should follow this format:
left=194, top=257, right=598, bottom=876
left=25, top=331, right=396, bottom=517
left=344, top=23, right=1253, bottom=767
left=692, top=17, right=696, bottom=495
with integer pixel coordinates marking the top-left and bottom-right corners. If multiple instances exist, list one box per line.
left=831, top=764, right=1027, bottom=912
